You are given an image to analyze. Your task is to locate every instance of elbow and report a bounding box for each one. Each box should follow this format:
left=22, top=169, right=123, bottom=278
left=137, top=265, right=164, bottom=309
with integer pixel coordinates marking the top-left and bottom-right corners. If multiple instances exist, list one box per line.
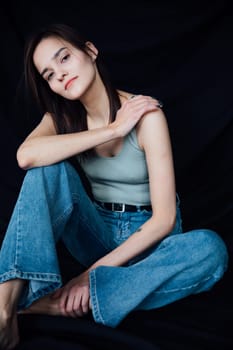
left=151, top=210, right=177, bottom=236
left=16, top=146, right=34, bottom=170
left=166, top=212, right=177, bottom=233
left=164, top=207, right=177, bottom=233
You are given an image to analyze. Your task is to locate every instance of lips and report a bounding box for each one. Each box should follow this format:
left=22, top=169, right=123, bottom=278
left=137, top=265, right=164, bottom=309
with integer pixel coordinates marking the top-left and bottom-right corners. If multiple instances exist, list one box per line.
left=65, top=77, right=77, bottom=90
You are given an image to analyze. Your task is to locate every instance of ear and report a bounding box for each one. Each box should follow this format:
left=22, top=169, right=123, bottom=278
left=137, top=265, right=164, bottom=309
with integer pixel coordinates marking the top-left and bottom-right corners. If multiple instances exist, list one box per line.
left=85, top=41, right=98, bottom=61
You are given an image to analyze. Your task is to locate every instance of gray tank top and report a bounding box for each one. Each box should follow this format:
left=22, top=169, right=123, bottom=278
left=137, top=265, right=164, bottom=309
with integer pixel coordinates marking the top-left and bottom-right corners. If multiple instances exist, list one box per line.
left=80, top=129, right=150, bottom=205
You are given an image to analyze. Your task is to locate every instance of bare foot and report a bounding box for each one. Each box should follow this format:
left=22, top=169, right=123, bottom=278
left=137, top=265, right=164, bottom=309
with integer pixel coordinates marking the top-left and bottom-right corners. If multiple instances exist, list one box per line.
left=0, top=311, right=19, bottom=350
left=19, top=293, right=63, bottom=316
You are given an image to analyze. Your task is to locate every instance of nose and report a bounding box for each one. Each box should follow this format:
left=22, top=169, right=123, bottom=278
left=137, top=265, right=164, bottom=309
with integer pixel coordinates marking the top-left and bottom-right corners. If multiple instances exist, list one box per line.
left=57, top=70, right=67, bottom=81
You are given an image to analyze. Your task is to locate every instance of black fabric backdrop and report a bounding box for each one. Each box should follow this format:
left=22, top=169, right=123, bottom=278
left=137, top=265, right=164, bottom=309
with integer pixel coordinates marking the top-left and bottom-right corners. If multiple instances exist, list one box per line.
left=0, top=1, right=233, bottom=349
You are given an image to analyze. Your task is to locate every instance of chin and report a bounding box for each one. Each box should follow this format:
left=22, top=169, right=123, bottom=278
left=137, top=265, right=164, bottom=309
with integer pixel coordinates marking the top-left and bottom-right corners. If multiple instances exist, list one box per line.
left=64, top=90, right=82, bottom=100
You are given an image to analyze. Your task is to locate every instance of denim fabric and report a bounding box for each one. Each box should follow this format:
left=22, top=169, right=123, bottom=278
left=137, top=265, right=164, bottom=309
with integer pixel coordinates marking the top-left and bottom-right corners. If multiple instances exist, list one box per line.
left=0, top=161, right=229, bottom=328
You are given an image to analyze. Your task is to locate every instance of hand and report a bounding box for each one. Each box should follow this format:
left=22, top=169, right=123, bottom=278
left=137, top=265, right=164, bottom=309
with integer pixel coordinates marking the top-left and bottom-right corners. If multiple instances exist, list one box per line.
left=52, top=271, right=90, bottom=318
left=111, top=95, right=161, bottom=137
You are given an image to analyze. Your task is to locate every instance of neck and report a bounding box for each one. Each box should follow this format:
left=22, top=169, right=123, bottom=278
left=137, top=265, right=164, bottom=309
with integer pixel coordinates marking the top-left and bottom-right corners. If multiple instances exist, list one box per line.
left=80, top=72, right=110, bottom=126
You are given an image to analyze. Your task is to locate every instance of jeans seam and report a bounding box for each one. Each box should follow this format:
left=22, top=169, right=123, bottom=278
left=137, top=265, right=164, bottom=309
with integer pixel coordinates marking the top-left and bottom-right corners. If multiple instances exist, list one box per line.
left=15, top=196, right=23, bottom=269
left=55, top=194, right=112, bottom=253
left=0, top=270, right=61, bottom=282
left=149, top=273, right=218, bottom=294
left=52, top=205, right=73, bottom=229
left=89, top=270, right=106, bottom=325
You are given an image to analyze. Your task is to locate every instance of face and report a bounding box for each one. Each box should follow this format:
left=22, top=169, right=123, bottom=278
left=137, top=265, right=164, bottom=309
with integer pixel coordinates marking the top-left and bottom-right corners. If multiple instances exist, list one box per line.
left=33, top=36, right=98, bottom=100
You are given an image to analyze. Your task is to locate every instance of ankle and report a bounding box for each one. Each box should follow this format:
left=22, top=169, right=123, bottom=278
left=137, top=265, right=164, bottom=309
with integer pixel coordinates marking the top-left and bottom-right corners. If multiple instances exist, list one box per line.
left=0, top=279, right=24, bottom=317
left=0, top=308, right=16, bottom=326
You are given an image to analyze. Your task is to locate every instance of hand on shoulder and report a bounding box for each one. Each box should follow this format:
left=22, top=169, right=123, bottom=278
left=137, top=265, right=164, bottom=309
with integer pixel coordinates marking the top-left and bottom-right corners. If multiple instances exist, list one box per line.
left=136, top=102, right=170, bottom=151
left=112, top=92, right=163, bottom=137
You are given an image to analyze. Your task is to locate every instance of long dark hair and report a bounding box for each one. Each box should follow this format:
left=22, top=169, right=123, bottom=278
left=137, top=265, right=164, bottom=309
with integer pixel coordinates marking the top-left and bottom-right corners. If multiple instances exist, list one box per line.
left=24, top=23, right=121, bottom=158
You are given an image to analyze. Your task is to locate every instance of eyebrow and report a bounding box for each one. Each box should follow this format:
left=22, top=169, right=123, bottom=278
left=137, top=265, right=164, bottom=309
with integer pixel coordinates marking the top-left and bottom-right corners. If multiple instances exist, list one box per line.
left=40, top=47, right=66, bottom=77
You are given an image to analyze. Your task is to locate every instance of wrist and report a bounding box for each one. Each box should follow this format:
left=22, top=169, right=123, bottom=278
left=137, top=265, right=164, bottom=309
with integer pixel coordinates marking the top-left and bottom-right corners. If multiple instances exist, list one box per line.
left=108, top=121, right=121, bottom=138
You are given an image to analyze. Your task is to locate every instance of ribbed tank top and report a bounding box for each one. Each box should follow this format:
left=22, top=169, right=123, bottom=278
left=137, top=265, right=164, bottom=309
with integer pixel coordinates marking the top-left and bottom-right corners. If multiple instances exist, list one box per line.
left=80, top=129, right=150, bottom=205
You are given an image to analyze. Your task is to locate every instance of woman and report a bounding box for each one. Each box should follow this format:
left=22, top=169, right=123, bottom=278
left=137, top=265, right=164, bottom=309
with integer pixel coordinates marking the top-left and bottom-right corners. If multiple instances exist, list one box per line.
left=0, top=23, right=228, bottom=349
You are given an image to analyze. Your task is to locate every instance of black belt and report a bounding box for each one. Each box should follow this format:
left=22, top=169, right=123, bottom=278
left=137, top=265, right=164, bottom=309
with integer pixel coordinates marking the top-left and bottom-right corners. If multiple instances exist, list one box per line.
left=95, top=201, right=152, bottom=213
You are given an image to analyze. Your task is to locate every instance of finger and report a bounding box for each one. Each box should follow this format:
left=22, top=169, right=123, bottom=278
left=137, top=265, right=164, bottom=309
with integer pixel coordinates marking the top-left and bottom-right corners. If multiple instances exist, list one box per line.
left=128, top=96, right=160, bottom=110
left=66, top=294, right=80, bottom=318
left=59, top=290, right=70, bottom=315
left=133, top=100, right=160, bottom=115
left=73, top=295, right=84, bottom=317
left=153, top=98, right=163, bottom=108
left=80, top=292, right=90, bottom=314
left=128, top=95, right=163, bottom=108
left=127, top=95, right=150, bottom=104
left=147, top=96, right=163, bottom=108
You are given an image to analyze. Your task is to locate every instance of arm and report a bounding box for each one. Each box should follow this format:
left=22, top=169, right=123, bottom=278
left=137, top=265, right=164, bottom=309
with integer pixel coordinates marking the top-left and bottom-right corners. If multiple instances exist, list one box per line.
left=17, top=95, right=159, bottom=170
left=56, top=108, right=177, bottom=316
left=16, top=112, right=116, bottom=169
left=89, top=108, right=177, bottom=268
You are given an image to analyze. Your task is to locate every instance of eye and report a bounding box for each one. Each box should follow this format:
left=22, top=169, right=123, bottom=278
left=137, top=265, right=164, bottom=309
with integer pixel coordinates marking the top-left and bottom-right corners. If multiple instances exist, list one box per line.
left=61, top=54, right=70, bottom=63
left=47, top=72, right=54, bottom=81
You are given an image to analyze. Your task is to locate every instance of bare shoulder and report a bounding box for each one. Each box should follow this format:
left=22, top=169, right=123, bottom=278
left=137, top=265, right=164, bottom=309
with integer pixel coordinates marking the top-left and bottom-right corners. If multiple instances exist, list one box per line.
left=25, top=112, right=57, bottom=140
left=41, top=112, right=54, bottom=123
left=137, top=108, right=168, bottom=134
left=38, top=112, right=56, bottom=130
left=136, top=109, right=170, bottom=149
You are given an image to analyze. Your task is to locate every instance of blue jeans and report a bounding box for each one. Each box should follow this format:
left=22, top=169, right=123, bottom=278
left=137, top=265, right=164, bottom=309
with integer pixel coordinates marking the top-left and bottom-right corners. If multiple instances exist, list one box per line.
left=0, top=161, right=228, bottom=327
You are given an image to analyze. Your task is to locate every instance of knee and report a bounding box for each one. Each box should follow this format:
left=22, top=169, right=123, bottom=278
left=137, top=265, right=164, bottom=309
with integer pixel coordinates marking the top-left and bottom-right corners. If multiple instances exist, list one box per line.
left=22, top=161, right=83, bottom=196
left=28, top=161, right=68, bottom=177
left=193, top=229, right=229, bottom=279
left=25, top=161, right=61, bottom=175
left=25, top=161, right=80, bottom=183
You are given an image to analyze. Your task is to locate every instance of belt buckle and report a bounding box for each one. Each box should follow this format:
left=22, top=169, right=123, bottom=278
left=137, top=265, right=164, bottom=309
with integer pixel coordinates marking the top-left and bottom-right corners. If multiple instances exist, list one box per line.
left=112, top=203, right=125, bottom=212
